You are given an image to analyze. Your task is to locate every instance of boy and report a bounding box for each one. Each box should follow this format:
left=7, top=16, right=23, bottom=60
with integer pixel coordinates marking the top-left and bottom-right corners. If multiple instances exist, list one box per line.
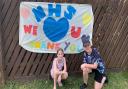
left=80, top=35, right=108, bottom=89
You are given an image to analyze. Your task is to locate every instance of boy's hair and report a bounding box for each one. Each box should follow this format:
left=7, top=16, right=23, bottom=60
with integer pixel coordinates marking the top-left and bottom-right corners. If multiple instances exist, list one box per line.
left=83, top=42, right=91, bottom=47
left=57, top=48, right=64, bottom=54
left=81, top=34, right=90, bottom=47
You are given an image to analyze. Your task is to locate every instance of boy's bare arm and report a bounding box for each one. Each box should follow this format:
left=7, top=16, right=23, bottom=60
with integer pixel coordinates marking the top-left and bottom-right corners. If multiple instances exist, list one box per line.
left=84, top=63, right=98, bottom=69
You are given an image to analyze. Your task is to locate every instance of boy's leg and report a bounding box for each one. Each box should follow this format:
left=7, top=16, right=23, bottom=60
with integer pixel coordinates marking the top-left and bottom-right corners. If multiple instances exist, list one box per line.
left=94, top=81, right=101, bottom=89
left=94, top=70, right=106, bottom=89
left=83, top=68, right=89, bottom=84
left=81, top=68, right=92, bottom=89
left=80, top=64, right=92, bottom=89
left=94, top=76, right=106, bottom=89
left=82, top=66, right=92, bottom=85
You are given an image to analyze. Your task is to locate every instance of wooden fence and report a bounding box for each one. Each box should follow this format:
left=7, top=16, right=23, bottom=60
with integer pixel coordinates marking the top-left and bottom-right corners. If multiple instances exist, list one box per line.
left=0, top=0, right=128, bottom=82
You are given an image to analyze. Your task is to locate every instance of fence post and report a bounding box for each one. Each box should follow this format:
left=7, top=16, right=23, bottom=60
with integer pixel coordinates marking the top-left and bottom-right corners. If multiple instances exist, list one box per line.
left=0, top=22, right=5, bottom=85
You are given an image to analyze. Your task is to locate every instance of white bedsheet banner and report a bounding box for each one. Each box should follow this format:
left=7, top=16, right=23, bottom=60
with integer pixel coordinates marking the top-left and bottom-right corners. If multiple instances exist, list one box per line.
left=19, top=2, right=94, bottom=54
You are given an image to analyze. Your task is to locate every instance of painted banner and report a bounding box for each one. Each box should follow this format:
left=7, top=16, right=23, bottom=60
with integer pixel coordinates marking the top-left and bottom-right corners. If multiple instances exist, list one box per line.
left=19, top=2, right=94, bottom=54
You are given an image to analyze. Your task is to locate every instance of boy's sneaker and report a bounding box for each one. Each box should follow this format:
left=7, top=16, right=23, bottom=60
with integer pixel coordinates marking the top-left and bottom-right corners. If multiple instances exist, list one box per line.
left=80, top=83, right=87, bottom=89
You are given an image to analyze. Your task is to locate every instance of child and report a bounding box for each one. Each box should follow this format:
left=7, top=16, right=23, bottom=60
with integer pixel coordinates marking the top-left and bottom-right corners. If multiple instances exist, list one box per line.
left=50, top=48, right=68, bottom=89
left=80, top=35, right=108, bottom=89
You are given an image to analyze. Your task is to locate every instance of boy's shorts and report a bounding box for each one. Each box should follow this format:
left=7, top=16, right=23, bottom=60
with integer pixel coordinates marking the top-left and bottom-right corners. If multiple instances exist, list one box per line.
left=92, top=69, right=106, bottom=83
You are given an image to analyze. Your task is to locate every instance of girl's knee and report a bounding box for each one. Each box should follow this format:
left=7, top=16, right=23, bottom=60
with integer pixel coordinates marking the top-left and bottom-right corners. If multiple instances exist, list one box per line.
left=53, top=71, right=60, bottom=78
left=62, top=72, right=68, bottom=79
left=54, top=71, right=59, bottom=75
left=65, top=72, right=68, bottom=78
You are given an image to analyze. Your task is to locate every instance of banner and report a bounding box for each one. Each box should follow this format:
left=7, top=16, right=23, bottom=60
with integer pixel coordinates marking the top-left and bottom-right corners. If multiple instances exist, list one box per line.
left=19, top=2, right=94, bottom=54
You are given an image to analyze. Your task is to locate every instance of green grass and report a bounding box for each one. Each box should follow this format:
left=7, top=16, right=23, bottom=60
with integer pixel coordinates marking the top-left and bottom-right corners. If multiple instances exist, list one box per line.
left=0, top=72, right=128, bottom=89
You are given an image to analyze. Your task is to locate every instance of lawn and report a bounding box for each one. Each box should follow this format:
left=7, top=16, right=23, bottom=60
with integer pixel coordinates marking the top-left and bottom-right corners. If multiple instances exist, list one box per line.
left=0, top=72, right=128, bottom=89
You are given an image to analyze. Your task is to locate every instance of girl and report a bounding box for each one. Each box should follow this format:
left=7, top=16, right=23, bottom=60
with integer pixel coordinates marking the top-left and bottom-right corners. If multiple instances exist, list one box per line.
left=50, top=48, right=68, bottom=89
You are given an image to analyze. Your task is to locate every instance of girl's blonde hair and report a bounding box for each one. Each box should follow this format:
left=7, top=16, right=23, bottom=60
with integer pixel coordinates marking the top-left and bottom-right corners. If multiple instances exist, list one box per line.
left=57, top=48, right=64, bottom=54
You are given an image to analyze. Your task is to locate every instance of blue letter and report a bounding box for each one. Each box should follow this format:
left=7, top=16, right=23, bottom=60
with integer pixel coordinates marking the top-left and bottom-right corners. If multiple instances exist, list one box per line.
left=64, top=5, right=76, bottom=20
left=32, top=6, right=46, bottom=22
left=48, top=4, right=61, bottom=17
left=64, top=42, right=70, bottom=51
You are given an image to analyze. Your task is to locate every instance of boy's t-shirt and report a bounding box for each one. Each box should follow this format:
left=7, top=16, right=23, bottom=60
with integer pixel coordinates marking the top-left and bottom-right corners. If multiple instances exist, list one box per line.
left=83, top=48, right=105, bottom=74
